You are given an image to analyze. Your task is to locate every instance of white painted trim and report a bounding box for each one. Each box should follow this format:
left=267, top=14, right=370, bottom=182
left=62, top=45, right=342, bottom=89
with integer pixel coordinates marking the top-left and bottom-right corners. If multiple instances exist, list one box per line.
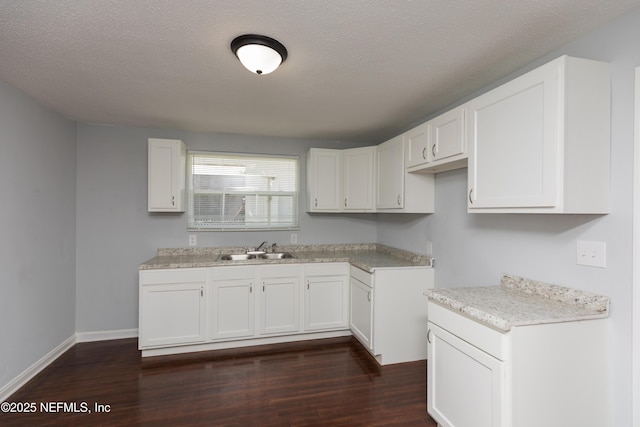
left=0, top=334, right=76, bottom=403
left=75, top=328, right=138, bottom=343
left=141, top=329, right=352, bottom=357
left=633, top=66, right=640, bottom=427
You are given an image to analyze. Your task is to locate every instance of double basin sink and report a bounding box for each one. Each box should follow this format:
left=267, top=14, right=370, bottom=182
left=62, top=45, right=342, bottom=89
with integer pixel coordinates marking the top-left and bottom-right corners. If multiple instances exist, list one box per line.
left=217, top=252, right=296, bottom=261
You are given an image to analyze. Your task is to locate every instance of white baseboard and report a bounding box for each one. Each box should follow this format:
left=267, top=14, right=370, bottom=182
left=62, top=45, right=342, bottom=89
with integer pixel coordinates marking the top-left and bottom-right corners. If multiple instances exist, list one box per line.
left=1, top=329, right=139, bottom=403
left=75, top=328, right=138, bottom=343
left=0, top=334, right=76, bottom=403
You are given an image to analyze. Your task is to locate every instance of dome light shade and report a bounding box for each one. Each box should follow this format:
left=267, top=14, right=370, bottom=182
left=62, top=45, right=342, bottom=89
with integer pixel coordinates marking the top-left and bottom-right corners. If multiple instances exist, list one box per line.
left=231, top=34, right=288, bottom=75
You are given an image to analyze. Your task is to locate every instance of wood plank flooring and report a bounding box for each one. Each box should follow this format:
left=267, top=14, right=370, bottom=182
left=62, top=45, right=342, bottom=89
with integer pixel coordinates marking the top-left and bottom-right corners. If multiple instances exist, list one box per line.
left=2, top=337, right=437, bottom=426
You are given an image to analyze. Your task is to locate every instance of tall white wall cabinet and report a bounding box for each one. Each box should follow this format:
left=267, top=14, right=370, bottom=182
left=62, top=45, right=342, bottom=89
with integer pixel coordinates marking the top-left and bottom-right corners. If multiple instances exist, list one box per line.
left=148, top=138, right=186, bottom=212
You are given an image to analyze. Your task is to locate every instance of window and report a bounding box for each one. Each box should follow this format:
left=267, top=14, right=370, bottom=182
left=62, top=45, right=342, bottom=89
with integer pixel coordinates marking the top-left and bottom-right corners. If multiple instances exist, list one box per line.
left=187, top=151, right=299, bottom=231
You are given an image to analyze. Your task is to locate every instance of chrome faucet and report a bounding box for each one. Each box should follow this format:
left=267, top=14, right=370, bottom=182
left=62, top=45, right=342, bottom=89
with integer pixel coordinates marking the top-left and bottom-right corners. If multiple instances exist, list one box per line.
left=255, top=241, right=268, bottom=252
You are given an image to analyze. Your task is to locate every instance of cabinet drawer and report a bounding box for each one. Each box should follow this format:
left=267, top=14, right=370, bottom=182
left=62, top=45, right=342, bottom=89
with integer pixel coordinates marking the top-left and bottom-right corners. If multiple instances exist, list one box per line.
left=140, top=268, right=207, bottom=285
left=428, top=301, right=509, bottom=360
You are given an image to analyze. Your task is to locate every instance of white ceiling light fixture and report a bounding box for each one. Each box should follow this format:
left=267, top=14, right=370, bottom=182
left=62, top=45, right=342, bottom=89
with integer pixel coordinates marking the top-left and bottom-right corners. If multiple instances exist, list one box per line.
left=231, top=34, right=288, bottom=75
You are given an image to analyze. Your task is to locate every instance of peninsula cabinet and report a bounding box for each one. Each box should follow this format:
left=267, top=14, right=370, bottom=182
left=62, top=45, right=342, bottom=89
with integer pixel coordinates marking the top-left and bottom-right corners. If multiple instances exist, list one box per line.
left=350, top=265, right=434, bottom=365
left=427, top=302, right=609, bottom=427
left=148, top=138, right=186, bottom=212
left=467, top=55, right=611, bottom=213
left=139, top=268, right=207, bottom=348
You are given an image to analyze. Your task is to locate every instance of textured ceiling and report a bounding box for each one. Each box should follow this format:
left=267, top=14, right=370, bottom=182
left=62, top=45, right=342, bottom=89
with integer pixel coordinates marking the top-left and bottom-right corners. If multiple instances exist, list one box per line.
left=0, top=0, right=639, bottom=143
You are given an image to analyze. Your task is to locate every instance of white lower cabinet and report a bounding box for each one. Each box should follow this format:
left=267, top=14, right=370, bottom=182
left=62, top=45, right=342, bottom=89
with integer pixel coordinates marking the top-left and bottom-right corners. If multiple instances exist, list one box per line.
left=349, top=271, right=374, bottom=350
left=259, top=265, right=301, bottom=335
left=139, top=268, right=207, bottom=348
left=139, top=263, right=435, bottom=363
left=427, top=301, right=609, bottom=427
left=350, top=265, right=435, bottom=365
left=304, top=263, right=350, bottom=331
left=427, top=321, right=506, bottom=427
left=209, top=266, right=256, bottom=340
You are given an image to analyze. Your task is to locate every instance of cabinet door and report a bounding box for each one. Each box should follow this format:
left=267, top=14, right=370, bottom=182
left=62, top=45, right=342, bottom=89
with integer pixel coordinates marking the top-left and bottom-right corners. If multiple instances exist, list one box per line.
left=427, top=322, right=506, bottom=427
left=467, top=60, right=559, bottom=209
left=139, top=283, right=205, bottom=348
left=305, top=275, right=349, bottom=331
left=376, top=135, right=404, bottom=209
left=148, top=138, right=185, bottom=212
left=307, top=148, right=341, bottom=211
left=260, top=276, right=300, bottom=335
left=349, top=276, right=373, bottom=350
left=343, top=146, right=375, bottom=210
left=430, top=107, right=465, bottom=162
left=405, top=123, right=430, bottom=169
left=210, top=278, right=255, bottom=340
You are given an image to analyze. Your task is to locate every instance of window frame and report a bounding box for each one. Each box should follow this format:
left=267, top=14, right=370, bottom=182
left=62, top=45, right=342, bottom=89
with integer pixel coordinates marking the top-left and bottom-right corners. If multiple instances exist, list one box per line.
left=186, top=150, right=300, bottom=231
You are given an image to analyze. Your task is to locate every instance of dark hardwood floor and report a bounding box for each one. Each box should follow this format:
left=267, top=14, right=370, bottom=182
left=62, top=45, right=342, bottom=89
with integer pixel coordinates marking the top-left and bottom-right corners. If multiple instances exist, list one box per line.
left=2, top=337, right=437, bottom=426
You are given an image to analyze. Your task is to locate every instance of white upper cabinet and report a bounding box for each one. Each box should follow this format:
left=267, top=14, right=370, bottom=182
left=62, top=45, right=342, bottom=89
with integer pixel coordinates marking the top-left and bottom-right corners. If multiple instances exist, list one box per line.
left=307, top=148, right=342, bottom=212
left=377, top=134, right=435, bottom=213
left=343, top=146, right=375, bottom=211
left=426, top=106, right=467, bottom=172
left=405, top=123, right=430, bottom=169
left=467, top=55, right=611, bottom=213
left=376, top=135, right=405, bottom=209
left=148, top=138, right=186, bottom=212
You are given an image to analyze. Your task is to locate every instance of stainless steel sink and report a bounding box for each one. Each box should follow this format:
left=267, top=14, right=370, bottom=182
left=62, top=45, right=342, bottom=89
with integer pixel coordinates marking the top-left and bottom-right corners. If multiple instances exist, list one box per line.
left=217, top=252, right=295, bottom=261
left=260, top=252, right=295, bottom=260
left=218, top=254, right=258, bottom=261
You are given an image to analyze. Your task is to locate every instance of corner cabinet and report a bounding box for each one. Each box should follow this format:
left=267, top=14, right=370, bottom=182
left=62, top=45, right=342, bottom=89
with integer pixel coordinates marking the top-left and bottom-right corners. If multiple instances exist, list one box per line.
left=376, top=134, right=435, bottom=213
left=148, top=138, right=186, bottom=212
left=467, top=55, right=611, bottom=213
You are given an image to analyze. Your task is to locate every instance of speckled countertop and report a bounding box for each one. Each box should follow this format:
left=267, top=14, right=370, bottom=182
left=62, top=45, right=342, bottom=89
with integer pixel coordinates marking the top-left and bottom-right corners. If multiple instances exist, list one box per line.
left=424, top=274, right=609, bottom=332
left=139, top=243, right=433, bottom=273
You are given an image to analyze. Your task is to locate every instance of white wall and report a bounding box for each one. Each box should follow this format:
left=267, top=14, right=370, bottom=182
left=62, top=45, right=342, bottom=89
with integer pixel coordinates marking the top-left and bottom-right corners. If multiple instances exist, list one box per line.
left=74, top=124, right=376, bottom=332
left=0, top=81, right=76, bottom=390
left=376, top=8, right=640, bottom=426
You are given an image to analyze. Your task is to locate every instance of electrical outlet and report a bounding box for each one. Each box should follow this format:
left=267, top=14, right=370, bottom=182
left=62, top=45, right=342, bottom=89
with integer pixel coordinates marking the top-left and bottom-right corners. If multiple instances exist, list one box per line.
left=426, top=241, right=433, bottom=256
left=188, top=235, right=197, bottom=246
left=576, top=240, right=606, bottom=268
left=290, top=233, right=298, bottom=244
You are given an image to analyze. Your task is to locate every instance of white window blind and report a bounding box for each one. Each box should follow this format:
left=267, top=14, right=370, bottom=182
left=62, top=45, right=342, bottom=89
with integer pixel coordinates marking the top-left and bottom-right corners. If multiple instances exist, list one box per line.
left=187, top=151, right=299, bottom=231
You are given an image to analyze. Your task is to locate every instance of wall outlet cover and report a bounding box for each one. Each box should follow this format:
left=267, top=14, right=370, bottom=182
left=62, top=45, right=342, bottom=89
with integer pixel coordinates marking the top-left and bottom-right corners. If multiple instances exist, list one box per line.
left=576, top=240, right=606, bottom=268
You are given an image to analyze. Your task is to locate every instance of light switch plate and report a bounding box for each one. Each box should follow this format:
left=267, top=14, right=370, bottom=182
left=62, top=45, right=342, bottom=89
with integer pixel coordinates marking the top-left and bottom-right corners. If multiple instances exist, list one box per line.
left=576, top=240, right=606, bottom=268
